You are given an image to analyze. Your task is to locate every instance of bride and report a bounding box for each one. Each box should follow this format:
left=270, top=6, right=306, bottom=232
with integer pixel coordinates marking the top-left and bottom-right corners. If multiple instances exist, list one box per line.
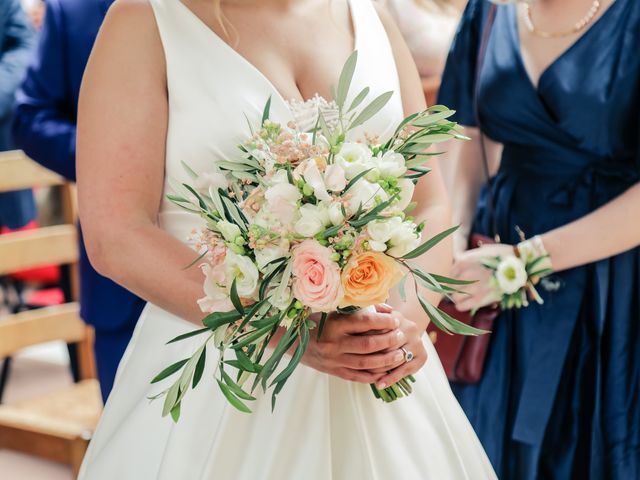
left=76, top=0, right=496, bottom=478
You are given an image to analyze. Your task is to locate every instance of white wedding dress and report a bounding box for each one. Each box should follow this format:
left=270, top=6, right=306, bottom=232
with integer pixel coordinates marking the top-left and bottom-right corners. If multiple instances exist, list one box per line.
left=79, top=1, right=496, bottom=478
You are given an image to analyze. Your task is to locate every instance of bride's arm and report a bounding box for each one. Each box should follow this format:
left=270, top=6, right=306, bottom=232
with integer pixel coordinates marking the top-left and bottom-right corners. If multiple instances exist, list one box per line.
left=77, top=2, right=205, bottom=324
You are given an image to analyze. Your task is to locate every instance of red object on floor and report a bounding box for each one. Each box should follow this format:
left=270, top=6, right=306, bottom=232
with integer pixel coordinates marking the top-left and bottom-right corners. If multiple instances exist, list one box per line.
left=1, top=221, right=61, bottom=284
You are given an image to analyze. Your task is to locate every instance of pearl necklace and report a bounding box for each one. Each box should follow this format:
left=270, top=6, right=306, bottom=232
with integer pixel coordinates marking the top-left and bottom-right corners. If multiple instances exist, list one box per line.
left=523, top=0, right=601, bottom=39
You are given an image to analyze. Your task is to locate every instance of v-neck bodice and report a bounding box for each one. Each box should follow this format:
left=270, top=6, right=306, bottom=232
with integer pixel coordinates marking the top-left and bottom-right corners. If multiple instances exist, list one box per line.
left=147, top=0, right=403, bottom=240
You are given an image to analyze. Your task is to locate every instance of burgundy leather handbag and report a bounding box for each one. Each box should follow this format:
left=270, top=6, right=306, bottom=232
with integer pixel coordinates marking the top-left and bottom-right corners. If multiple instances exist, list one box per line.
left=429, top=235, right=499, bottom=384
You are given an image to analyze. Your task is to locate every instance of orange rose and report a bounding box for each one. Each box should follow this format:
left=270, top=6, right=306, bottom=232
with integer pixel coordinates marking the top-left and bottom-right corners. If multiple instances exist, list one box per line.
left=340, top=252, right=403, bottom=308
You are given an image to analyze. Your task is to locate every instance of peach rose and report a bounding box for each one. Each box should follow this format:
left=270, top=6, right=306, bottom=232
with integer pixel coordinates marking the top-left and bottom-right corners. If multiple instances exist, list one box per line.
left=291, top=240, right=343, bottom=313
left=340, top=252, right=403, bottom=308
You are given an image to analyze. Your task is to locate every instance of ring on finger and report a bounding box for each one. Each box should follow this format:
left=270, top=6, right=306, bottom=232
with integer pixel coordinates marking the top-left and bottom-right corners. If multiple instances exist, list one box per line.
left=400, top=347, right=414, bottom=363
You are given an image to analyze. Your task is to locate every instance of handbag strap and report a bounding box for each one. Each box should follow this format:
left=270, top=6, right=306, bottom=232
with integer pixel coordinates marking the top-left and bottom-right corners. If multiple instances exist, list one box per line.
left=473, top=3, right=500, bottom=242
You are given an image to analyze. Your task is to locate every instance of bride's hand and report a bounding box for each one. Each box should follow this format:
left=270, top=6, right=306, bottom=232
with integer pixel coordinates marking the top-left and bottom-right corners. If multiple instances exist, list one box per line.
left=301, top=308, right=407, bottom=384
left=368, top=304, right=429, bottom=390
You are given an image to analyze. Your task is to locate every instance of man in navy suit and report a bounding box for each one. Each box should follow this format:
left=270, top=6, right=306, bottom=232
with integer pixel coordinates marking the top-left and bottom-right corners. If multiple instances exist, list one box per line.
left=0, top=0, right=36, bottom=229
left=13, top=0, right=145, bottom=402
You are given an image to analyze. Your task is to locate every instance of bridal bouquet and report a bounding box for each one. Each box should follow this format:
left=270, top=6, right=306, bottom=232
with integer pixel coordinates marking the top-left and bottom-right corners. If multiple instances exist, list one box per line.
left=151, top=52, right=484, bottom=421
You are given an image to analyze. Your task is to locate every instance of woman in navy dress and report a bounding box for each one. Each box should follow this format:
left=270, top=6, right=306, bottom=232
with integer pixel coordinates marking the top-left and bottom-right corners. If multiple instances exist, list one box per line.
left=438, top=0, right=639, bottom=478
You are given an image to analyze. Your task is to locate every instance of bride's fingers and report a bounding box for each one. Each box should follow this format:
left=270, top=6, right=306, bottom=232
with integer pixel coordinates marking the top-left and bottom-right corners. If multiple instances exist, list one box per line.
left=375, top=345, right=427, bottom=389
left=334, top=368, right=385, bottom=384
left=339, top=311, right=398, bottom=334
left=341, top=328, right=405, bottom=354
left=340, top=349, right=405, bottom=371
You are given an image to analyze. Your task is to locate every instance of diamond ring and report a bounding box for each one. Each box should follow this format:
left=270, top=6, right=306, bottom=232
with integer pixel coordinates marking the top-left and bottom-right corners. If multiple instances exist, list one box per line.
left=401, top=347, right=414, bottom=363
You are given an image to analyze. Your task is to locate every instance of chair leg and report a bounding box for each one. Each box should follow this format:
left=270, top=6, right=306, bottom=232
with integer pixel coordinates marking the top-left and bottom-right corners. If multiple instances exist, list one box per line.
left=0, top=357, right=12, bottom=404
left=67, top=343, right=81, bottom=383
left=69, top=437, right=90, bottom=479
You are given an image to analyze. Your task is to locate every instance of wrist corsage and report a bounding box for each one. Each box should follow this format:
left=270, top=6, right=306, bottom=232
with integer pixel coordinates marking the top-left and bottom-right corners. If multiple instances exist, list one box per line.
left=482, top=235, right=554, bottom=309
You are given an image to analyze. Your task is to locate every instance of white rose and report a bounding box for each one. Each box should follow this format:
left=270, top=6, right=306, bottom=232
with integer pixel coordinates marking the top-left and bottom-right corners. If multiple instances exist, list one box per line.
left=386, top=221, right=420, bottom=258
left=324, top=164, right=347, bottom=192
left=374, top=151, right=407, bottom=178
left=264, top=181, right=302, bottom=225
left=294, top=203, right=330, bottom=237
left=396, top=178, right=415, bottom=212
left=195, top=171, right=227, bottom=193
left=303, top=160, right=331, bottom=202
left=496, top=256, right=528, bottom=294
left=367, top=217, right=402, bottom=242
left=270, top=285, right=293, bottom=312
left=254, top=242, right=289, bottom=271
left=217, top=220, right=241, bottom=242
left=223, top=251, right=259, bottom=297
left=328, top=201, right=345, bottom=226
left=335, top=142, right=374, bottom=180
left=347, top=179, right=389, bottom=213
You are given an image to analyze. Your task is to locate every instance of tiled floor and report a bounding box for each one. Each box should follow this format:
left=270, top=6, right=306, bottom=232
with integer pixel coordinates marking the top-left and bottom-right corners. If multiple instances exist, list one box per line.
left=0, top=343, right=76, bottom=480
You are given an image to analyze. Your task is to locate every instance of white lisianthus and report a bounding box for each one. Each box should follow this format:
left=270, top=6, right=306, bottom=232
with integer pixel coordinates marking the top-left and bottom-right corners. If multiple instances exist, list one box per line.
left=294, top=203, right=331, bottom=237
left=335, top=142, right=374, bottom=180
left=495, top=256, right=528, bottom=294
left=324, top=163, right=347, bottom=192
left=367, top=217, right=402, bottom=252
left=302, top=159, right=332, bottom=202
left=223, top=251, right=259, bottom=298
left=217, top=220, right=242, bottom=242
left=386, top=221, right=420, bottom=258
left=374, top=151, right=407, bottom=178
left=195, top=171, right=227, bottom=193
left=347, top=179, right=389, bottom=212
left=328, top=201, right=345, bottom=226
left=396, top=178, right=416, bottom=212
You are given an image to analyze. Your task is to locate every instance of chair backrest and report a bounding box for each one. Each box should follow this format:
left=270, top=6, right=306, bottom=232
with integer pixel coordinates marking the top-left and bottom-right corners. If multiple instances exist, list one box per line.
left=0, top=151, right=93, bottom=378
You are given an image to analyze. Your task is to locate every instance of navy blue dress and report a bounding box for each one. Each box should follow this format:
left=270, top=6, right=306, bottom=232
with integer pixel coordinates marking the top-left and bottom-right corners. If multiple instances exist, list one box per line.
left=438, top=1, right=640, bottom=478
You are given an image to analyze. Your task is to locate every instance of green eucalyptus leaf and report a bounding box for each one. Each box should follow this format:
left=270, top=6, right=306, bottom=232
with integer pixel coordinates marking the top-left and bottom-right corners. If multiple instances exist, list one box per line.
left=151, top=358, right=189, bottom=384
left=230, top=278, right=245, bottom=315
left=202, top=310, right=243, bottom=330
left=401, top=225, right=459, bottom=260
left=192, top=346, right=207, bottom=389
left=336, top=50, right=358, bottom=110
left=166, top=327, right=210, bottom=345
left=347, top=86, right=370, bottom=112
left=217, top=379, right=252, bottom=413
left=349, top=91, right=394, bottom=130
left=262, top=96, right=272, bottom=125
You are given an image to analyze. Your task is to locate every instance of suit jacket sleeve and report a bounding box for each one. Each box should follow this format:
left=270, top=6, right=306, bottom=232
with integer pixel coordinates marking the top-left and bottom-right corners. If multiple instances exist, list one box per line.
left=12, top=0, right=77, bottom=181
left=0, top=0, right=36, bottom=120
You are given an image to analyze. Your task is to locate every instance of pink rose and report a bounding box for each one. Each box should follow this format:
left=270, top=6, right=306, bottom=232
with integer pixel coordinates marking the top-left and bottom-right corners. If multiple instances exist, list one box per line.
left=291, top=240, right=343, bottom=313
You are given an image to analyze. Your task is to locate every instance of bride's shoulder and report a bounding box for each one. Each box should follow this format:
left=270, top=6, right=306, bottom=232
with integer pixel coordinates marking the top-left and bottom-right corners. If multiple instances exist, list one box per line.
left=93, top=0, right=164, bottom=62
left=83, top=0, right=165, bottom=94
left=101, top=0, right=159, bottom=39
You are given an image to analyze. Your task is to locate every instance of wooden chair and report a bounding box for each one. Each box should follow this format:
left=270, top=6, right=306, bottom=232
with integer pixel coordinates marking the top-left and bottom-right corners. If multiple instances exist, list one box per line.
left=0, top=150, right=102, bottom=478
